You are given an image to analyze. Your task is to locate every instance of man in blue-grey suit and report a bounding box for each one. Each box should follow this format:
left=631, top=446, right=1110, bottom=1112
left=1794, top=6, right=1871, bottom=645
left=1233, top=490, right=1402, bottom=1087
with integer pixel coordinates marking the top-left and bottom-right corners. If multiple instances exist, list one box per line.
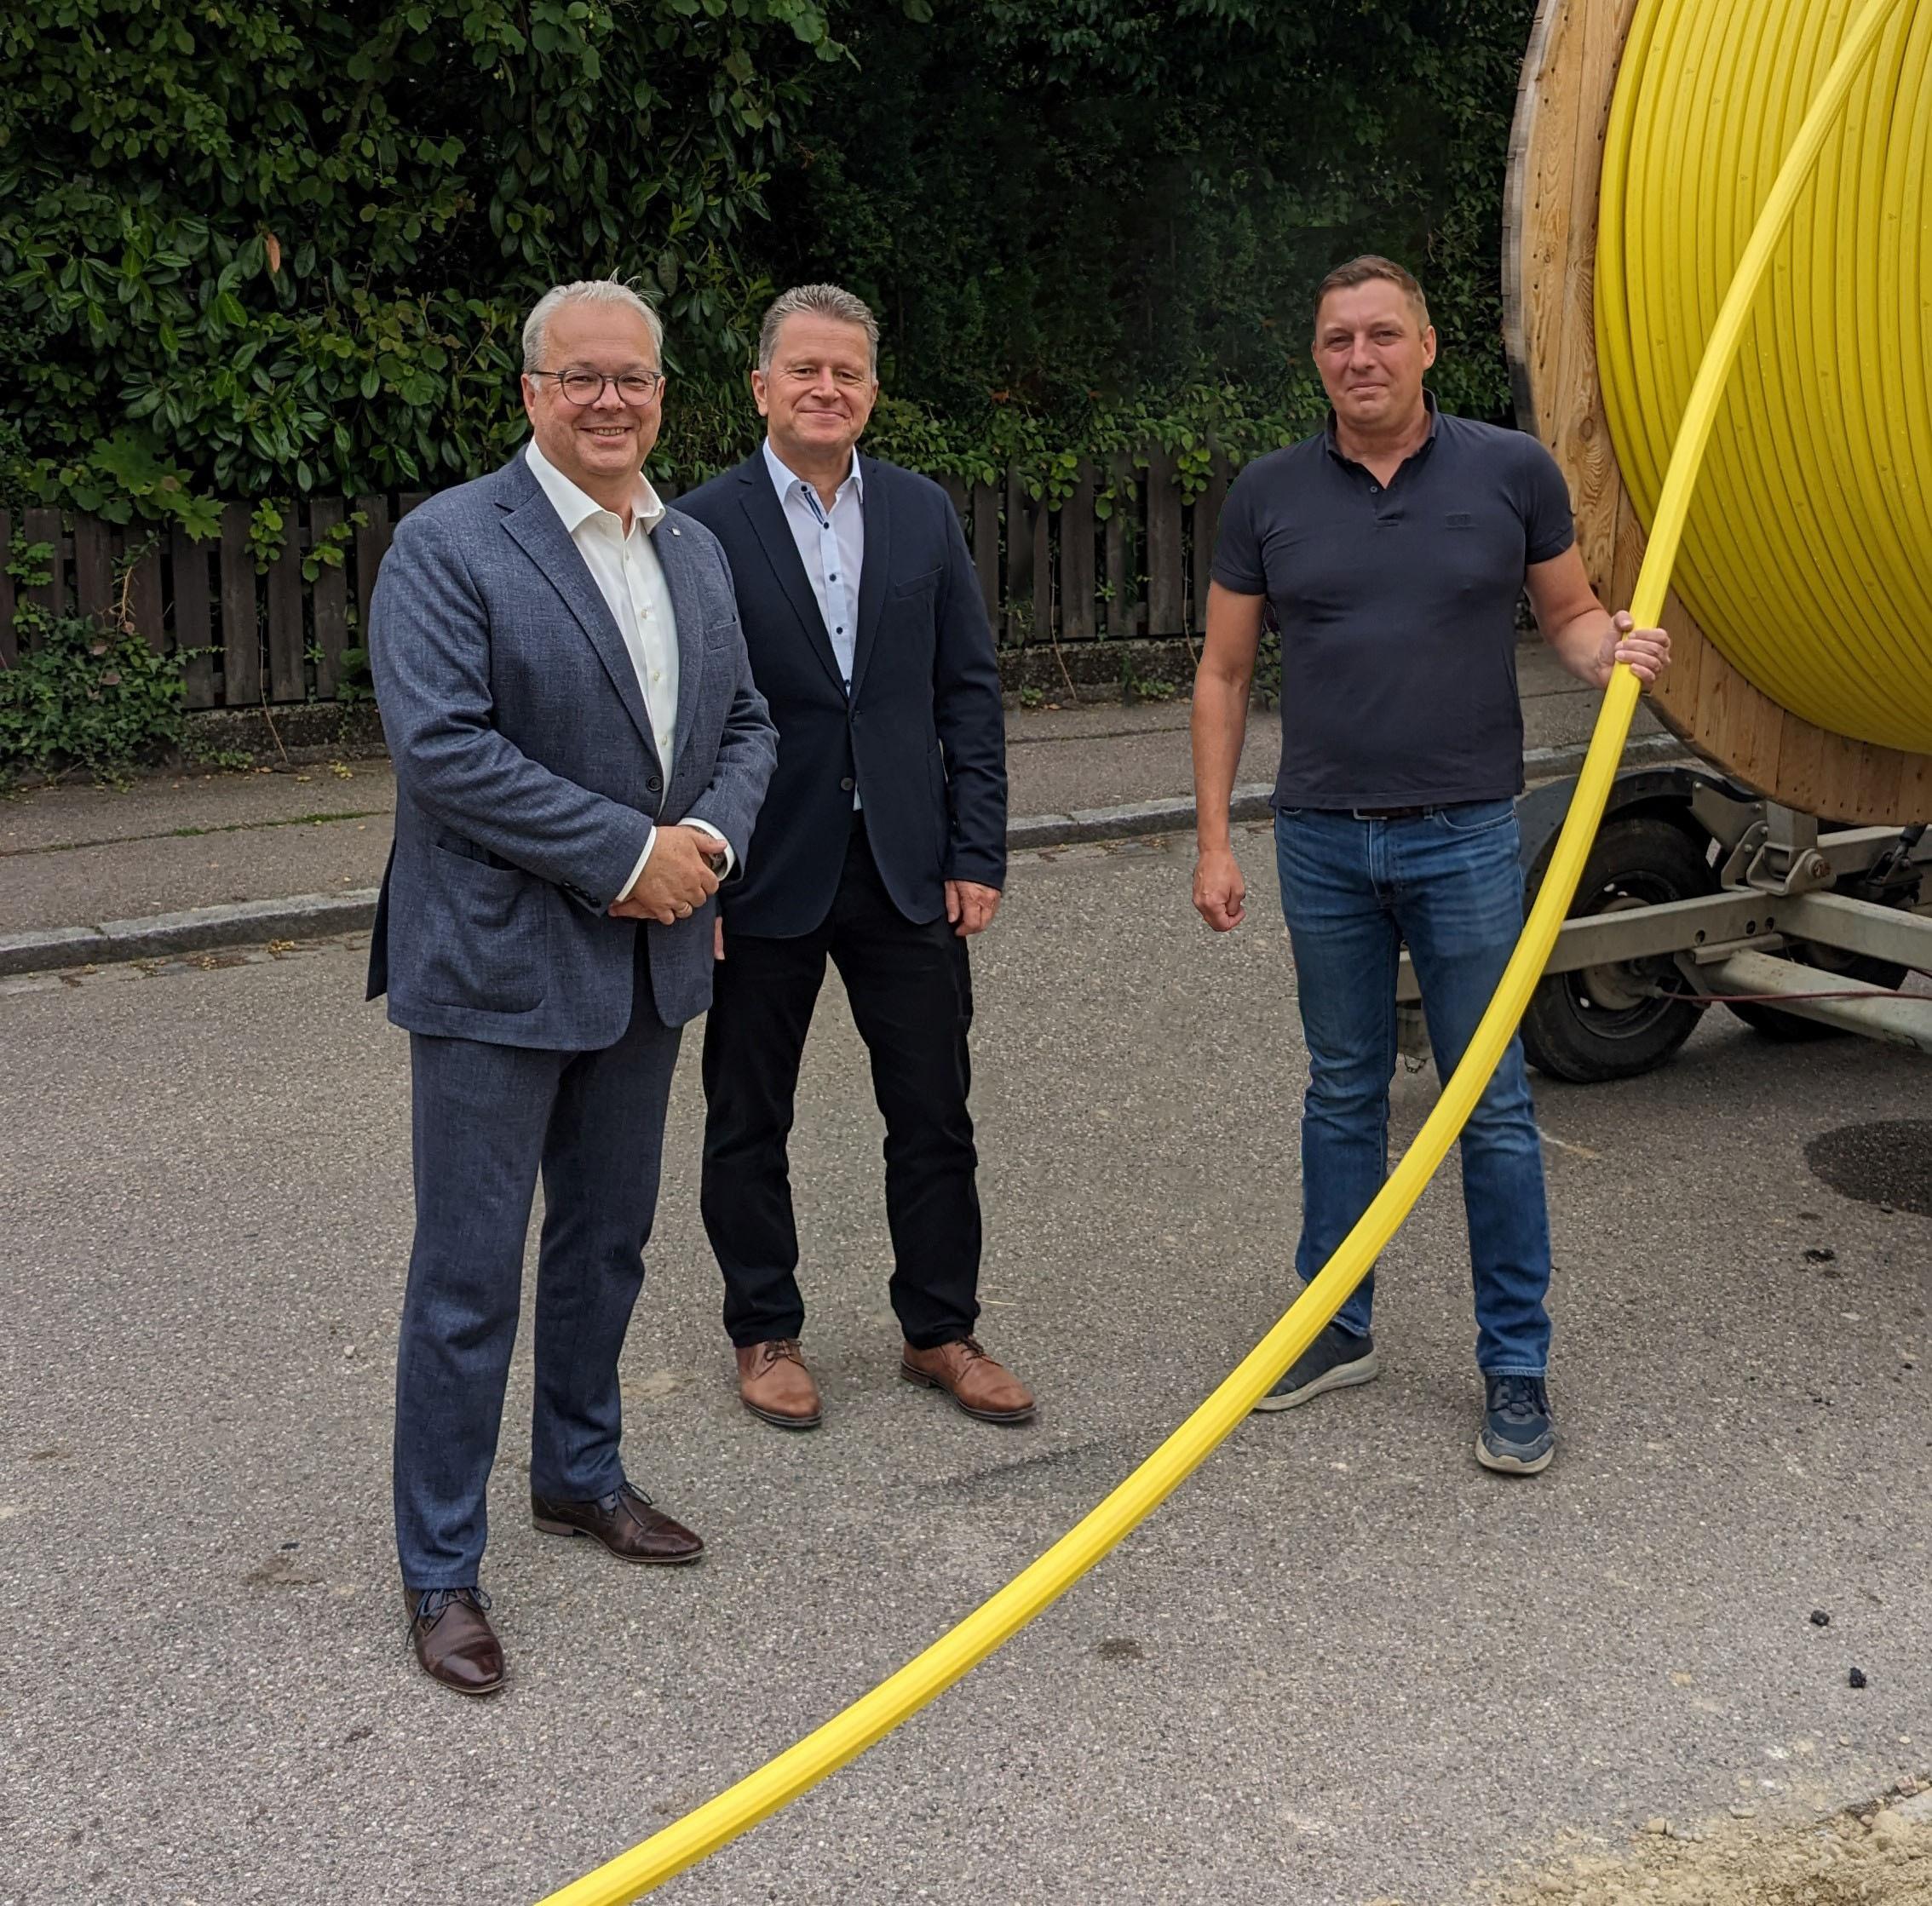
left=368, top=278, right=776, bottom=1696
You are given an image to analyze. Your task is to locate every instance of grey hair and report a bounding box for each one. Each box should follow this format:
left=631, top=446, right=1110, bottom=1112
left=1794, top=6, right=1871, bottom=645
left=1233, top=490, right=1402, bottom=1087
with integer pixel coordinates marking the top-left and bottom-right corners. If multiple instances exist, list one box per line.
left=757, top=284, right=879, bottom=377
left=522, top=278, right=664, bottom=373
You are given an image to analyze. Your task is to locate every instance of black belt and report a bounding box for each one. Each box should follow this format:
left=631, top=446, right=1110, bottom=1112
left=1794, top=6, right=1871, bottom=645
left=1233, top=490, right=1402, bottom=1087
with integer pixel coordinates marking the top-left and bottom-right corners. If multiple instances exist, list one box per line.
left=1348, top=804, right=1429, bottom=821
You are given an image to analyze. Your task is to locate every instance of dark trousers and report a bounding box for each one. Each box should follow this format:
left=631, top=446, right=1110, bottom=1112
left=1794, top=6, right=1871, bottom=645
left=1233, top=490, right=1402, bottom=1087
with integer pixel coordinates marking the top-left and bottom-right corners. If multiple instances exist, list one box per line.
left=393, top=931, right=681, bottom=1589
left=701, top=824, right=981, bottom=1351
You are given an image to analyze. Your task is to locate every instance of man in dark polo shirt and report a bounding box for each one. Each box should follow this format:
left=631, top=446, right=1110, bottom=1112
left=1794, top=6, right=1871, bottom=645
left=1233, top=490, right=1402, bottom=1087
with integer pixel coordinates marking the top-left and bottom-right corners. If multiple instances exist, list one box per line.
left=1190, top=255, right=1669, bottom=1474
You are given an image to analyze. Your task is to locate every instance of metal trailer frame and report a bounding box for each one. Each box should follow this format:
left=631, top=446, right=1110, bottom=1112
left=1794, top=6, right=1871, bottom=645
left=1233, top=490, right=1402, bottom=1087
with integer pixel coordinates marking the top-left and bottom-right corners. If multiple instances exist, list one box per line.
left=1396, top=765, right=1932, bottom=1074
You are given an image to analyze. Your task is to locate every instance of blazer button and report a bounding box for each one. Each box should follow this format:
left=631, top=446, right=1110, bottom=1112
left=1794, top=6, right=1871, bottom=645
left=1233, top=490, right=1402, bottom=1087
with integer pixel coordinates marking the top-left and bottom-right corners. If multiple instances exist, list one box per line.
left=647, top=774, right=663, bottom=795
left=840, top=776, right=856, bottom=792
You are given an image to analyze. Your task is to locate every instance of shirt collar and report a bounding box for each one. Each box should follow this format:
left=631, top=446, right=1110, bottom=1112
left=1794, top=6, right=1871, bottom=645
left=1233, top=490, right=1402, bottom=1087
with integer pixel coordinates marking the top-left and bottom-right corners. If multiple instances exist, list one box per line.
left=762, top=437, right=864, bottom=511
left=525, top=438, right=665, bottom=537
left=1323, top=388, right=1440, bottom=466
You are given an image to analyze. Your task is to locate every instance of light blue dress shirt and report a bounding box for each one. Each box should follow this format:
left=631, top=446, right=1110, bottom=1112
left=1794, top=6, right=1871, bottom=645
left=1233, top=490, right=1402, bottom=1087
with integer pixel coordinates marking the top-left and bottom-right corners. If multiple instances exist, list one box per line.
left=762, top=438, right=865, bottom=692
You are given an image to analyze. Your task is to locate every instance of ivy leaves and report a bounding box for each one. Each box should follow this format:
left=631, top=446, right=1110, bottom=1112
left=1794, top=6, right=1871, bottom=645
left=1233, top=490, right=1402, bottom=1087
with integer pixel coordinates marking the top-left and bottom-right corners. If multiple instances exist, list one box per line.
left=0, top=0, right=1532, bottom=530
left=1, top=0, right=839, bottom=522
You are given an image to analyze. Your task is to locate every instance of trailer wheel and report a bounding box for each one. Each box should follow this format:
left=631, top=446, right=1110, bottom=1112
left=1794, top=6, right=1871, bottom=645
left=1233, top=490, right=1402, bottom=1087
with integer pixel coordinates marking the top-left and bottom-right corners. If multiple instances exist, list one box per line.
left=1521, top=818, right=1713, bottom=1083
left=1725, top=946, right=1910, bottom=1039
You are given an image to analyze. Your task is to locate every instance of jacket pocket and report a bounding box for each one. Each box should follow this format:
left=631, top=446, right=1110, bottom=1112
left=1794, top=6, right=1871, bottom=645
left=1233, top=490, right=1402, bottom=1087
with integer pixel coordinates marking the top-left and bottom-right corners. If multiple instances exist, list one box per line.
left=419, top=845, right=547, bottom=1013
left=432, top=829, right=519, bottom=872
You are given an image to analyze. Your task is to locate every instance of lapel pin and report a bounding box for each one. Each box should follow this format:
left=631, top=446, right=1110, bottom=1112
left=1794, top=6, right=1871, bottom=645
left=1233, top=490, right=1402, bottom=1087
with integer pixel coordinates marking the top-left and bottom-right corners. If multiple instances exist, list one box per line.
left=670, top=525, right=681, bottom=536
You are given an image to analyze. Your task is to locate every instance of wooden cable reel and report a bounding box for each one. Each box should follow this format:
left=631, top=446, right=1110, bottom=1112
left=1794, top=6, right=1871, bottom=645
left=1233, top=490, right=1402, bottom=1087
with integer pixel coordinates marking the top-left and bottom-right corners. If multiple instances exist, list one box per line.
left=1504, top=0, right=1932, bottom=825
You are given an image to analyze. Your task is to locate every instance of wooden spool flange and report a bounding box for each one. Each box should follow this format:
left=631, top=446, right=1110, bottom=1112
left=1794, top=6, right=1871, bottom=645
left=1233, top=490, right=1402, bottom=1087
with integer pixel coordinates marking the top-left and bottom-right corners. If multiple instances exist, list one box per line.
left=1503, top=0, right=1932, bottom=825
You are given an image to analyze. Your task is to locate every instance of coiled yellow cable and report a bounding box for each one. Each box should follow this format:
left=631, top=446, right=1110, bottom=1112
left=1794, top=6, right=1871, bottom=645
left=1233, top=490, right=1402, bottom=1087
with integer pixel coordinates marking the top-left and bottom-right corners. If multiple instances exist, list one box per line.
left=539, top=4, right=1912, bottom=1897
left=1598, top=0, right=1932, bottom=755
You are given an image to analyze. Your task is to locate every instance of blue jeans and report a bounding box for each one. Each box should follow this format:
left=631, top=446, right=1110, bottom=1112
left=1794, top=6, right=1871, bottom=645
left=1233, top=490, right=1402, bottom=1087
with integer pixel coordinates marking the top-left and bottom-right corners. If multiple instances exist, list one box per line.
left=1274, top=800, right=1552, bottom=1375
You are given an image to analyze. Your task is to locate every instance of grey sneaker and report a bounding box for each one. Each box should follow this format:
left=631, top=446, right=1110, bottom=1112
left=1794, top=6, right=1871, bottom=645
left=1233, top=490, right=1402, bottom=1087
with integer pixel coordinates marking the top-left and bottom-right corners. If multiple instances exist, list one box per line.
left=1253, top=1322, right=1379, bottom=1413
left=1476, top=1375, right=1556, bottom=1474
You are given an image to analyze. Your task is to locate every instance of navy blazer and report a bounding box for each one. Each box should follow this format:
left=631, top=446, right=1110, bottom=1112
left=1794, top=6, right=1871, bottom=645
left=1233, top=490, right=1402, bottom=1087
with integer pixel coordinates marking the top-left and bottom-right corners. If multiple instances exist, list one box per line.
left=676, top=451, right=1006, bottom=937
left=365, top=451, right=777, bottom=1047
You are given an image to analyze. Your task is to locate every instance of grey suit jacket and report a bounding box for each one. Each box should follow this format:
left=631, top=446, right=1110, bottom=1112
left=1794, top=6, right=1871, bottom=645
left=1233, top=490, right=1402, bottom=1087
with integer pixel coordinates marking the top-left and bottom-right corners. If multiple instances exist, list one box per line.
left=365, top=451, right=778, bottom=1047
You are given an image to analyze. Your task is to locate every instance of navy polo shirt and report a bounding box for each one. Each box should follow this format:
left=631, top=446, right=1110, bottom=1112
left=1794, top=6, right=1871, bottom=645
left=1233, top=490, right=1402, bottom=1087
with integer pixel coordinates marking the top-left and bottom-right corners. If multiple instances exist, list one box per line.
left=1211, top=397, right=1577, bottom=811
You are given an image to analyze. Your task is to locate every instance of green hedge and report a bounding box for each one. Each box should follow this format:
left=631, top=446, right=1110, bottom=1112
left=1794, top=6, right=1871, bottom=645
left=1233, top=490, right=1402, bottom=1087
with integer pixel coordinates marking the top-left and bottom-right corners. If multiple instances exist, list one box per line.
left=1, top=0, right=1534, bottom=524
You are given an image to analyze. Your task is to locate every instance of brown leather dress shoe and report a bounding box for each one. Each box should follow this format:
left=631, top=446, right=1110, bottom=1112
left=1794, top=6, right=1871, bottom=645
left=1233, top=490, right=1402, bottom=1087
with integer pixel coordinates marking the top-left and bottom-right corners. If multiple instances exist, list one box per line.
left=735, top=1338, right=823, bottom=1429
left=900, top=1337, right=1036, bottom=1424
left=530, top=1480, right=704, bottom=1564
left=404, top=1587, right=504, bottom=1696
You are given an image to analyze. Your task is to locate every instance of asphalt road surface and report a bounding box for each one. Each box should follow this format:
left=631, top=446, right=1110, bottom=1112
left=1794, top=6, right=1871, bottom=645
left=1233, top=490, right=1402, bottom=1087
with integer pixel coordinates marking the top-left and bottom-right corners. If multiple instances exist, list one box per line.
left=3, top=824, right=1927, bottom=1906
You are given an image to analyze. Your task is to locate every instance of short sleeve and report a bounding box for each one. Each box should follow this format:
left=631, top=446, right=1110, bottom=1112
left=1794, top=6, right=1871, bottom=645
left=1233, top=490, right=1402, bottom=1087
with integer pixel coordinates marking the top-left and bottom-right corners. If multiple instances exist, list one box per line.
left=1521, top=437, right=1577, bottom=565
left=1210, top=465, right=1268, bottom=595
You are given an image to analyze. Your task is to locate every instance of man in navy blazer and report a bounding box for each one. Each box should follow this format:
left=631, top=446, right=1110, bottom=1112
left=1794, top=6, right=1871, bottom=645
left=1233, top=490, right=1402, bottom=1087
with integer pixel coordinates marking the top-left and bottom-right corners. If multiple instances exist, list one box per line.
left=679, top=284, right=1031, bottom=1432
left=368, top=278, right=776, bottom=1695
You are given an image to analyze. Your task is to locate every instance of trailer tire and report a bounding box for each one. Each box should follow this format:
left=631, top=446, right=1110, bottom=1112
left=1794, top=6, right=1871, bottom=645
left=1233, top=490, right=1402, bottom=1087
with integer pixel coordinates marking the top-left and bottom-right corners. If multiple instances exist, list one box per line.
left=1521, top=818, right=1713, bottom=1084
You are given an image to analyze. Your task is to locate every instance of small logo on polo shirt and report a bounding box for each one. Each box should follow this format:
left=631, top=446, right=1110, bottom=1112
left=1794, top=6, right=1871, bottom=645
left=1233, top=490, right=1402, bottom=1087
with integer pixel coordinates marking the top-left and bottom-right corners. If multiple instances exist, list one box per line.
left=1446, top=511, right=1475, bottom=530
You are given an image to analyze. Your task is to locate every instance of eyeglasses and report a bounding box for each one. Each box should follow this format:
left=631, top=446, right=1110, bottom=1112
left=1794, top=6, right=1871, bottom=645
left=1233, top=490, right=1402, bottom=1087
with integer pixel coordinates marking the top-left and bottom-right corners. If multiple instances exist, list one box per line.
left=530, top=369, right=665, bottom=405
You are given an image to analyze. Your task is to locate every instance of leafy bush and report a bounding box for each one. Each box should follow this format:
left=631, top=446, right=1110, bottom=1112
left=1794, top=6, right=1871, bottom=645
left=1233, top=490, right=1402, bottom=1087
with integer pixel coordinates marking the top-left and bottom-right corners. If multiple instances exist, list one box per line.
left=1, top=0, right=842, bottom=510
left=779, top=0, right=1533, bottom=427
left=1, top=0, right=1536, bottom=520
left=0, top=611, right=187, bottom=782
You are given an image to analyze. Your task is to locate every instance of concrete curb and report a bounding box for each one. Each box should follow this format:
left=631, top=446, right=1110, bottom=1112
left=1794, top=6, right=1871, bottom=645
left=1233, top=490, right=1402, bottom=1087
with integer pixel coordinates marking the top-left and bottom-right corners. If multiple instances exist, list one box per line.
left=1006, top=732, right=1688, bottom=848
left=0, top=732, right=1690, bottom=979
left=1008, top=783, right=1274, bottom=852
left=0, top=893, right=382, bottom=979
left=1527, top=728, right=1683, bottom=778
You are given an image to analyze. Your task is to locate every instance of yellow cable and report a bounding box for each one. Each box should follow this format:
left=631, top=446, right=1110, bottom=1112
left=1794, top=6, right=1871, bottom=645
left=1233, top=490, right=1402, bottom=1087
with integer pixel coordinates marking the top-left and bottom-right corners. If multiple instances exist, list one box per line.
left=539, top=4, right=1914, bottom=1897
left=1598, top=0, right=1932, bottom=755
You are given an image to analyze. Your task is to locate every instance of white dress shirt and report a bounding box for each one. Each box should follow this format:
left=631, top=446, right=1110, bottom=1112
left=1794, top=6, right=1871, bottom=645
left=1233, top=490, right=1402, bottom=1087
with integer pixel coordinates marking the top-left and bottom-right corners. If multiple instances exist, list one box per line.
left=762, top=438, right=864, bottom=691
left=524, top=439, right=727, bottom=895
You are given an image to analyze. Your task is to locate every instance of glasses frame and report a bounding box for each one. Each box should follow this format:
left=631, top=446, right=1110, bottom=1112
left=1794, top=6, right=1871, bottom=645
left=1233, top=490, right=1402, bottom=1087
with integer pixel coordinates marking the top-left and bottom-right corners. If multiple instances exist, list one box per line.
left=529, top=368, right=666, bottom=406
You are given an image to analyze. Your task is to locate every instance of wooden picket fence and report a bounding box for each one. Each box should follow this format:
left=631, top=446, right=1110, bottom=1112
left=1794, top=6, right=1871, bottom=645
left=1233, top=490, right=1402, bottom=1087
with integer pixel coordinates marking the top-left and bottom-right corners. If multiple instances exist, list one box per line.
left=927, top=447, right=1230, bottom=654
left=0, top=448, right=1232, bottom=709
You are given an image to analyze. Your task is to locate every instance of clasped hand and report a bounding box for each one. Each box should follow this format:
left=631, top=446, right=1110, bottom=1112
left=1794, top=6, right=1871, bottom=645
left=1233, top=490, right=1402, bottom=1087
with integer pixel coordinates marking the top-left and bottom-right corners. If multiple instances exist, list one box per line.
left=609, top=825, right=724, bottom=925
